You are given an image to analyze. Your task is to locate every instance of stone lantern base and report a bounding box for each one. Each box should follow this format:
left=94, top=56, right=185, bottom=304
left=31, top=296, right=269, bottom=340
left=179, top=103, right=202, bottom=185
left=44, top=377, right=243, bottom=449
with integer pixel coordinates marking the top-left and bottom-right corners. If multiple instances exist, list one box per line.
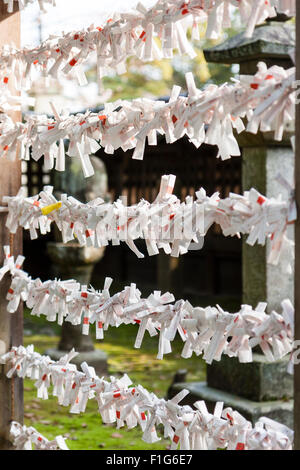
left=169, top=381, right=293, bottom=428
left=168, top=353, right=293, bottom=428
left=45, top=242, right=108, bottom=376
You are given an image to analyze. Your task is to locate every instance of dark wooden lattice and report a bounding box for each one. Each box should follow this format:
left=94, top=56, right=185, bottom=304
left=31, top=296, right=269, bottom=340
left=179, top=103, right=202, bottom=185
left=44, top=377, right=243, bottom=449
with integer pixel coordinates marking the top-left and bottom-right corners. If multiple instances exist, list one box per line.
left=23, top=138, right=242, bottom=306
left=21, top=160, right=54, bottom=197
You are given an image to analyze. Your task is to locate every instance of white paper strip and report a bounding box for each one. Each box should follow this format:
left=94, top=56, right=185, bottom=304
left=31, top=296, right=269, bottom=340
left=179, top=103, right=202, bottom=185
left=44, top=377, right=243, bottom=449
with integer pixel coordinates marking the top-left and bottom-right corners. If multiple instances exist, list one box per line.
left=9, top=421, right=69, bottom=450
left=3, top=173, right=295, bottom=267
left=0, top=0, right=295, bottom=87
left=0, top=345, right=293, bottom=450
left=0, top=246, right=294, bottom=364
left=0, top=64, right=295, bottom=165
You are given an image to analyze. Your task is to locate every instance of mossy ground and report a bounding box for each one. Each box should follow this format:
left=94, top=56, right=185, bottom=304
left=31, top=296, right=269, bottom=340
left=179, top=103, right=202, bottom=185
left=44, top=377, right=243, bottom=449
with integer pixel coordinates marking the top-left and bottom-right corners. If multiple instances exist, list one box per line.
left=23, top=314, right=206, bottom=450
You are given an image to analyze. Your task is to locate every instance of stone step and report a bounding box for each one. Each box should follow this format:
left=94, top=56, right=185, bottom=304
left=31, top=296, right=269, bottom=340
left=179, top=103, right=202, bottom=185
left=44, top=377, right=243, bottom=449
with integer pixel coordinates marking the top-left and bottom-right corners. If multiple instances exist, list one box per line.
left=168, top=381, right=293, bottom=428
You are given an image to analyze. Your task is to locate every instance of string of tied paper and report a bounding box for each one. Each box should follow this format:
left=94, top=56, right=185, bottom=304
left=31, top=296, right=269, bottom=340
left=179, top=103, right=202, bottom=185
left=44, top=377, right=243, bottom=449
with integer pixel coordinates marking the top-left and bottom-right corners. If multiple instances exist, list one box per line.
left=1, top=0, right=296, bottom=20
left=0, top=63, right=295, bottom=174
left=0, top=2, right=296, bottom=448
left=0, top=89, right=34, bottom=113
left=0, top=246, right=294, bottom=365
left=0, top=345, right=294, bottom=450
left=2, top=0, right=56, bottom=12
left=1, top=0, right=296, bottom=17
left=0, top=0, right=296, bottom=92
left=2, top=173, right=296, bottom=269
left=9, top=421, right=69, bottom=450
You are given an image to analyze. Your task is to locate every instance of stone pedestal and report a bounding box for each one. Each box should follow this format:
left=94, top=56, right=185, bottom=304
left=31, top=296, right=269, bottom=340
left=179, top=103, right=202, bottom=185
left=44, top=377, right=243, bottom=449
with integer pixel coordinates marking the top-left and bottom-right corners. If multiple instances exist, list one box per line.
left=45, top=154, right=109, bottom=375
left=45, top=242, right=108, bottom=376
left=204, top=16, right=295, bottom=316
left=171, top=147, right=295, bottom=425
left=241, top=139, right=295, bottom=313
left=45, top=348, right=108, bottom=376
left=169, top=381, right=293, bottom=428
left=207, top=354, right=293, bottom=402
left=168, top=19, right=295, bottom=427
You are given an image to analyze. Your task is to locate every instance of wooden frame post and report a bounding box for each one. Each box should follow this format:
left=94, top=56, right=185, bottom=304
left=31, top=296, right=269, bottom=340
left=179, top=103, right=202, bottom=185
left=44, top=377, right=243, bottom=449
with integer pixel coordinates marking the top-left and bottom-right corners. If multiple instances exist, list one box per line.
left=0, top=4, right=23, bottom=450
left=295, top=1, right=300, bottom=451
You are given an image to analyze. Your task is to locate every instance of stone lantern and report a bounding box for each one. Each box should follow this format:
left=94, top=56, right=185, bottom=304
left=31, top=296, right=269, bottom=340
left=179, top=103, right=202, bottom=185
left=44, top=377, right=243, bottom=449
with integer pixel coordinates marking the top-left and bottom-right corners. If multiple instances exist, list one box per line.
left=169, top=17, right=295, bottom=427
left=46, top=155, right=109, bottom=375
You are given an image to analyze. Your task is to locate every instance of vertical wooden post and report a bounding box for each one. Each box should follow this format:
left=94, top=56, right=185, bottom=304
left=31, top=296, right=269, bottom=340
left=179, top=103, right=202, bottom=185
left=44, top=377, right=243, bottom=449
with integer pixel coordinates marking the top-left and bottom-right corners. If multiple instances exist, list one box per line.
left=0, top=4, right=23, bottom=450
left=295, top=2, right=300, bottom=451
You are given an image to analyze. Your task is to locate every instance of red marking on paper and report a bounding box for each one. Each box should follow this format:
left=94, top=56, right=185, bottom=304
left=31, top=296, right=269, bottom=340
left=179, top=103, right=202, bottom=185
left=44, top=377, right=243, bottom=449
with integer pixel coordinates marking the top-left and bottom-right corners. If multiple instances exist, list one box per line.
left=236, top=442, right=245, bottom=450
left=257, top=196, right=265, bottom=205
left=98, top=115, right=106, bottom=125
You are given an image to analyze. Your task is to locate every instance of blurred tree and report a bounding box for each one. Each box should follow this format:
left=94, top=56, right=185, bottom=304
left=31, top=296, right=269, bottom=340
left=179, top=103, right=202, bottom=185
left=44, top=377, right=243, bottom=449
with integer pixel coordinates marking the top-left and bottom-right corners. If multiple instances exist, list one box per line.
left=86, top=13, right=243, bottom=102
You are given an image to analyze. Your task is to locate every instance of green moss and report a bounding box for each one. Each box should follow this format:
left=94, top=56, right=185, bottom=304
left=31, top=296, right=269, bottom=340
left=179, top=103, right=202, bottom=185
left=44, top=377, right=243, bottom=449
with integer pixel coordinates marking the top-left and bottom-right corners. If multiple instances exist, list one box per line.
left=23, top=323, right=206, bottom=450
